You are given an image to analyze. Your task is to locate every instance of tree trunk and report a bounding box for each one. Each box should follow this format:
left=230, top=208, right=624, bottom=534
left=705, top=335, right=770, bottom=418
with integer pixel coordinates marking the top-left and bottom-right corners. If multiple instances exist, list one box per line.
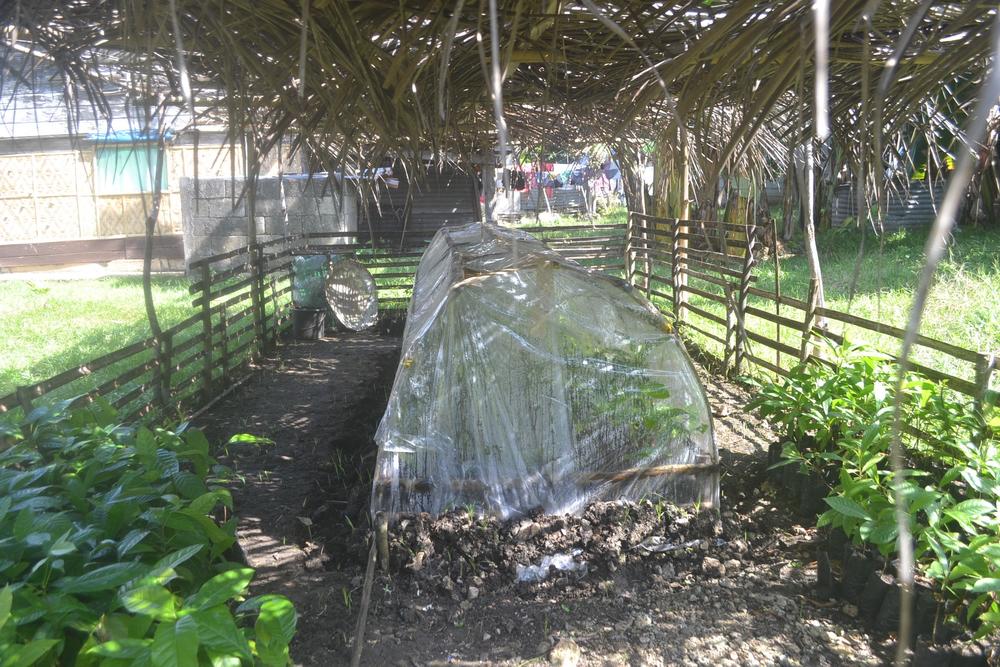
left=802, top=140, right=826, bottom=322
left=616, top=142, right=642, bottom=215
left=143, top=136, right=168, bottom=407
left=652, top=121, right=687, bottom=219
left=781, top=142, right=798, bottom=242
left=143, top=137, right=168, bottom=340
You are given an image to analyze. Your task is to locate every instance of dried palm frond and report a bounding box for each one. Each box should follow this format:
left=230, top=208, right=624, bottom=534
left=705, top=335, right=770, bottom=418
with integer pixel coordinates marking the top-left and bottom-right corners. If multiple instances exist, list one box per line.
left=4, top=1, right=994, bottom=195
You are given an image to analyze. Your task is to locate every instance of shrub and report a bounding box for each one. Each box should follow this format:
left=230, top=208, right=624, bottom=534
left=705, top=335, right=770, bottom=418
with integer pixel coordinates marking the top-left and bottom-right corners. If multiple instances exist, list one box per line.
left=749, top=338, right=1000, bottom=636
left=749, top=340, right=898, bottom=456
left=0, top=399, right=296, bottom=665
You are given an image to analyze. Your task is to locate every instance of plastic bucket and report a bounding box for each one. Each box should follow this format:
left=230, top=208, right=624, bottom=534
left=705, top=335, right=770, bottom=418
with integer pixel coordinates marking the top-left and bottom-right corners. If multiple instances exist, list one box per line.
left=292, top=308, right=326, bottom=340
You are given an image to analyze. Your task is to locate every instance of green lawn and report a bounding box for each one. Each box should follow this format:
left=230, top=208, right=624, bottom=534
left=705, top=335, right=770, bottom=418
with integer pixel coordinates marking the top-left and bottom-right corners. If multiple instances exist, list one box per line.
left=529, top=209, right=996, bottom=383
left=0, top=276, right=195, bottom=397
left=768, top=226, right=999, bottom=356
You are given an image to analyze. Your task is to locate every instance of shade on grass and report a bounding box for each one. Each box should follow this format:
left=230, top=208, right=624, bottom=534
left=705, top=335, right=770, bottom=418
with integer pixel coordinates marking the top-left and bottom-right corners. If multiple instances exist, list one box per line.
left=0, top=276, right=194, bottom=396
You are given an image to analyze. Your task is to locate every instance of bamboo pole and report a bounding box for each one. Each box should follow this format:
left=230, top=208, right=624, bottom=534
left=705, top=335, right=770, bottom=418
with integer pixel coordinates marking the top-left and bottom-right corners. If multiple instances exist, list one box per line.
left=772, top=221, right=782, bottom=373
left=974, top=353, right=996, bottom=414
left=200, top=265, right=214, bottom=402
left=671, top=218, right=685, bottom=320
left=159, top=331, right=173, bottom=414
left=800, top=278, right=819, bottom=361
left=624, top=210, right=635, bottom=285
left=734, top=219, right=757, bottom=375
left=350, top=539, right=378, bottom=667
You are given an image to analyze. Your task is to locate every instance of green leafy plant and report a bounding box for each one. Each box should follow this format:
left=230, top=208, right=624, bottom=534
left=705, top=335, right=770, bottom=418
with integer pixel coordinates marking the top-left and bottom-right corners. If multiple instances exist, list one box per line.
left=563, top=340, right=705, bottom=471
left=748, top=338, right=897, bottom=468
left=0, top=399, right=297, bottom=665
left=750, top=337, right=1000, bottom=637
left=652, top=496, right=667, bottom=523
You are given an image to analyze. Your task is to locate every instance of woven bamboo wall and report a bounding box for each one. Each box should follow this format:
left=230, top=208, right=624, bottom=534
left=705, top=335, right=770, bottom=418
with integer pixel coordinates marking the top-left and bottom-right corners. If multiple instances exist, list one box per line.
left=0, top=143, right=258, bottom=244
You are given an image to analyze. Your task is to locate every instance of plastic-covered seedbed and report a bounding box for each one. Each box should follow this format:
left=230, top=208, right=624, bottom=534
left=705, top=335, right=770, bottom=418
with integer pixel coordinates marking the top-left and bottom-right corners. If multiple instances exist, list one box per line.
left=372, top=222, right=717, bottom=519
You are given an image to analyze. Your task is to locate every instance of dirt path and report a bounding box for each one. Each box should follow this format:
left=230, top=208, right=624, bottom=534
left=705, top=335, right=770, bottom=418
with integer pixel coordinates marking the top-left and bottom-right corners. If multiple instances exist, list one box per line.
left=196, top=332, right=402, bottom=660
left=196, top=331, right=895, bottom=666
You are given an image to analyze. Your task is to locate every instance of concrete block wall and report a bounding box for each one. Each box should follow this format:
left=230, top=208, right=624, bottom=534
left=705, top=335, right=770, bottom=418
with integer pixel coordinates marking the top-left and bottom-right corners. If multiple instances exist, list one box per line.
left=180, top=175, right=358, bottom=268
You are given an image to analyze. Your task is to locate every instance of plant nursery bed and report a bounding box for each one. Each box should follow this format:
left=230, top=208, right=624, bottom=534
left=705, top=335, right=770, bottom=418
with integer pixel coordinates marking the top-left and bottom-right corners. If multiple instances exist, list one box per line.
left=196, top=327, right=989, bottom=665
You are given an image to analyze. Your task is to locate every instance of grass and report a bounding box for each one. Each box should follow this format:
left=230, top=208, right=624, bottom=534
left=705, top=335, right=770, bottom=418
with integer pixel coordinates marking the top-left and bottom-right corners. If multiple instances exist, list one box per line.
left=513, top=205, right=628, bottom=229
left=0, top=276, right=195, bottom=398
left=660, top=224, right=1000, bottom=392
left=767, top=225, right=999, bottom=356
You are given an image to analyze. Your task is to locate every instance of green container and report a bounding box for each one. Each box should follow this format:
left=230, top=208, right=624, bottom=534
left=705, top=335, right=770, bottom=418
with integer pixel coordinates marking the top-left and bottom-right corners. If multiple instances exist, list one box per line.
left=292, top=254, right=331, bottom=308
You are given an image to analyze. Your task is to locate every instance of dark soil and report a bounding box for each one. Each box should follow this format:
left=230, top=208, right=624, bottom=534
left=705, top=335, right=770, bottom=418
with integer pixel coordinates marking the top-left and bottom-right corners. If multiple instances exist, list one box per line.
left=195, top=326, right=986, bottom=666
left=196, top=329, right=402, bottom=658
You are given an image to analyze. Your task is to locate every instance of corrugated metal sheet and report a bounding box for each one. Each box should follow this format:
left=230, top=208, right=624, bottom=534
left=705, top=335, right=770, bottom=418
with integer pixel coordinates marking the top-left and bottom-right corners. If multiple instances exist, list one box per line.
left=363, top=168, right=479, bottom=244
left=0, top=51, right=180, bottom=140
left=831, top=181, right=944, bottom=230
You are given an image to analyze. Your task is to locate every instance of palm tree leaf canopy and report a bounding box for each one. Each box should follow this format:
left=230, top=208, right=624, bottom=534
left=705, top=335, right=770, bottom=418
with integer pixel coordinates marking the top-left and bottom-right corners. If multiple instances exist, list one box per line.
left=2, top=1, right=996, bottom=179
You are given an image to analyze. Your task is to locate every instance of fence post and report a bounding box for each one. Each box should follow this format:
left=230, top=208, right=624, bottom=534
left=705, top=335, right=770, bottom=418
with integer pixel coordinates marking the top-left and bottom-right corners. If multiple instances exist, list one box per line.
left=159, top=330, right=173, bottom=415
left=249, top=243, right=265, bottom=358
left=974, top=353, right=996, bottom=414
left=220, top=303, right=231, bottom=386
left=671, top=218, right=689, bottom=320
left=670, top=218, right=683, bottom=320
left=800, top=278, right=819, bottom=362
left=268, top=271, right=279, bottom=348
left=733, top=220, right=757, bottom=375
left=257, top=244, right=274, bottom=354
left=624, top=212, right=635, bottom=286
left=634, top=219, right=656, bottom=299
left=723, top=284, right=736, bottom=374
left=643, top=220, right=651, bottom=297
left=772, top=221, right=782, bottom=373
left=15, top=386, right=33, bottom=414
left=200, top=265, right=214, bottom=403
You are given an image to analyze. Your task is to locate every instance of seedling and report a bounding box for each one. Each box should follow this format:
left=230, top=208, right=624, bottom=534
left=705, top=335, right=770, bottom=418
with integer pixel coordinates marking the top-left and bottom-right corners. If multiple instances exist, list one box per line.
left=0, top=404, right=297, bottom=664
left=329, top=449, right=346, bottom=477
left=653, top=497, right=667, bottom=523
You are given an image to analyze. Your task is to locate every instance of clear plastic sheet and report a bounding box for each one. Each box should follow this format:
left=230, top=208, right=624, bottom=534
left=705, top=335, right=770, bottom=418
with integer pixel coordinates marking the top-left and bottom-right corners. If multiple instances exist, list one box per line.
left=325, top=258, right=379, bottom=331
left=372, top=223, right=717, bottom=519
left=292, top=255, right=331, bottom=309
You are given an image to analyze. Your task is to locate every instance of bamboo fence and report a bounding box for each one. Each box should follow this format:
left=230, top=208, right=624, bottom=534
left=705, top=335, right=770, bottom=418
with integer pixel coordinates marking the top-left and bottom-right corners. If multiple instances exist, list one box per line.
left=0, top=223, right=626, bottom=421
left=5, top=215, right=990, bottom=426
left=625, top=212, right=998, bottom=415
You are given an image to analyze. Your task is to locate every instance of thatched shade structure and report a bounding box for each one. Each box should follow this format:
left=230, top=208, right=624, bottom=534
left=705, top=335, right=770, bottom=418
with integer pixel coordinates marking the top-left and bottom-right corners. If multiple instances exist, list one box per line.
left=4, top=1, right=996, bottom=205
